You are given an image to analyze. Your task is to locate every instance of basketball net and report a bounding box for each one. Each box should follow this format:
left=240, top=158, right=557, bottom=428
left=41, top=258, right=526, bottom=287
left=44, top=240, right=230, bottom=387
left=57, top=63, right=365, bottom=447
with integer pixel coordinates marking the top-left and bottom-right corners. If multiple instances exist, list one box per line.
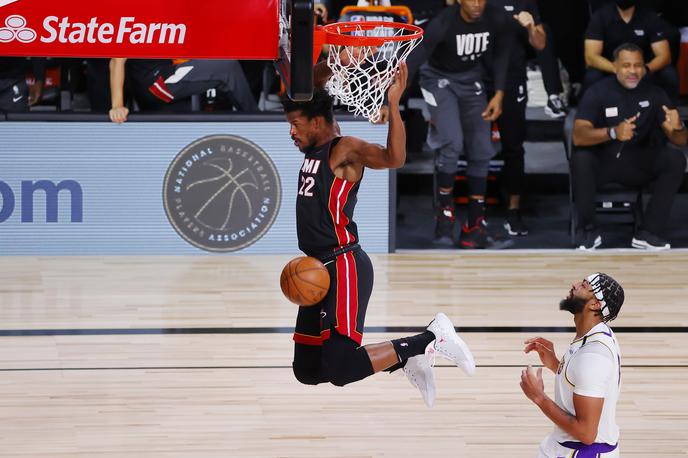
left=321, top=22, right=423, bottom=123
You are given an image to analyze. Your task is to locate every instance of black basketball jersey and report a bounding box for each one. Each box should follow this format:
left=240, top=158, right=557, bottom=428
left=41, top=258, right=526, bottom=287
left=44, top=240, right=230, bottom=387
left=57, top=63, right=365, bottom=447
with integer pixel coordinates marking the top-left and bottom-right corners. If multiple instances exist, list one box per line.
left=296, top=137, right=361, bottom=256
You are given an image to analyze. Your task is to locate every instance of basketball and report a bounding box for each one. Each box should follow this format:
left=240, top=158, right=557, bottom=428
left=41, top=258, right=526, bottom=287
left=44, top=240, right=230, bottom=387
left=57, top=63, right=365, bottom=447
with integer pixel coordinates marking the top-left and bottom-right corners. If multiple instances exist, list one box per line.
left=280, top=256, right=330, bottom=306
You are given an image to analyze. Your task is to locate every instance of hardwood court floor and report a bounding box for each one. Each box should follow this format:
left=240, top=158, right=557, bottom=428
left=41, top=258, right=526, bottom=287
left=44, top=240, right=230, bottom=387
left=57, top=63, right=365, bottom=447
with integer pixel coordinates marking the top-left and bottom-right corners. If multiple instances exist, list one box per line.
left=0, top=251, right=687, bottom=457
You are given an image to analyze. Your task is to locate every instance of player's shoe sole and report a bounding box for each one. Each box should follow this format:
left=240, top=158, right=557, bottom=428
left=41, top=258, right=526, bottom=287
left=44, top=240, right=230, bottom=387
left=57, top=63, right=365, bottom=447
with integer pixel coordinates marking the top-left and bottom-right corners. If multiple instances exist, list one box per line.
left=403, top=350, right=437, bottom=408
left=631, top=237, right=670, bottom=251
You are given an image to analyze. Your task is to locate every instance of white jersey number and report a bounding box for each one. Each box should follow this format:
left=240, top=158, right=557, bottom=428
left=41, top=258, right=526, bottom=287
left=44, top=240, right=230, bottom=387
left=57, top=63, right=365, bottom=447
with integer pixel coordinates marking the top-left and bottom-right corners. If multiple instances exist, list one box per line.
left=299, top=176, right=315, bottom=197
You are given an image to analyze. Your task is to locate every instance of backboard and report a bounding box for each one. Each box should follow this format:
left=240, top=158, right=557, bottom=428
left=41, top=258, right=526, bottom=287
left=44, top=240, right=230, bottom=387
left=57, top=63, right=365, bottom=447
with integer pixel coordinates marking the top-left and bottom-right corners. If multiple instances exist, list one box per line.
left=275, top=0, right=315, bottom=101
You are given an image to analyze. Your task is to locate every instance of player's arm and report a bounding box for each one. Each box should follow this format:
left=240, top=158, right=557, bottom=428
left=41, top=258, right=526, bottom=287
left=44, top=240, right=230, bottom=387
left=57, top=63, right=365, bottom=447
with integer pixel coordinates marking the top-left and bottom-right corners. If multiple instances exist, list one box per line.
left=584, top=12, right=614, bottom=74
left=109, top=58, right=129, bottom=123
left=530, top=386, right=605, bottom=445
left=337, top=132, right=405, bottom=170
left=520, top=367, right=605, bottom=445
left=513, top=10, right=545, bottom=51
left=524, top=337, right=560, bottom=373
left=338, top=63, right=408, bottom=169
left=527, top=23, right=546, bottom=51
left=573, top=119, right=613, bottom=147
left=584, top=39, right=615, bottom=74
left=647, top=39, right=671, bottom=74
left=660, top=105, right=688, bottom=146
left=313, top=60, right=332, bottom=89
left=521, top=348, right=613, bottom=445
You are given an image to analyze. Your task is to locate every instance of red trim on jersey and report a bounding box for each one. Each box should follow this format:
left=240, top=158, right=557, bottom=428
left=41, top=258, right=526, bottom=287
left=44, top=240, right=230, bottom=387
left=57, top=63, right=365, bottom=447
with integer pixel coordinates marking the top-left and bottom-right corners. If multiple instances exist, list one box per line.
left=347, top=251, right=362, bottom=343
left=293, top=332, right=323, bottom=346
left=327, top=178, right=355, bottom=246
left=333, top=251, right=362, bottom=345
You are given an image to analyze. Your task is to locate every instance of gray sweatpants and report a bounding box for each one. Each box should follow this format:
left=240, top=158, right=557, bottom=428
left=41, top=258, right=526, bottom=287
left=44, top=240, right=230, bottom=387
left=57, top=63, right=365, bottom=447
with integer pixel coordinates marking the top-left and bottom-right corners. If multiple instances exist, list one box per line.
left=420, top=65, right=495, bottom=178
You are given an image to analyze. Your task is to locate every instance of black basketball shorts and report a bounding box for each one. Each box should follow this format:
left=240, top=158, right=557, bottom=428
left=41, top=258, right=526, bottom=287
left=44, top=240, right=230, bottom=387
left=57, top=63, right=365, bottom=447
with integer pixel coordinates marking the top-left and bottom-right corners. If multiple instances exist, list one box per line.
left=292, top=247, right=373, bottom=346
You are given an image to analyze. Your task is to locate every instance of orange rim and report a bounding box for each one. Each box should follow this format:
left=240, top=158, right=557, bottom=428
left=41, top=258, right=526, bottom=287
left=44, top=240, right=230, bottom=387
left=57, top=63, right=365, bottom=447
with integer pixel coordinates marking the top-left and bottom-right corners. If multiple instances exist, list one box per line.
left=320, top=21, right=423, bottom=47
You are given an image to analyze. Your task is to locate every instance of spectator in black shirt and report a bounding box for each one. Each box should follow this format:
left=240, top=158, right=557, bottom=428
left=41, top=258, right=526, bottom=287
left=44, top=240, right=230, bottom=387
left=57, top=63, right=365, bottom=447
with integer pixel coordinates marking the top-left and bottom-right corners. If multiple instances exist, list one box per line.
left=584, top=0, right=679, bottom=103
left=406, top=0, right=512, bottom=249
left=589, top=0, right=683, bottom=66
left=572, top=43, right=686, bottom=251
left=488, top=0, right=546, bottom=237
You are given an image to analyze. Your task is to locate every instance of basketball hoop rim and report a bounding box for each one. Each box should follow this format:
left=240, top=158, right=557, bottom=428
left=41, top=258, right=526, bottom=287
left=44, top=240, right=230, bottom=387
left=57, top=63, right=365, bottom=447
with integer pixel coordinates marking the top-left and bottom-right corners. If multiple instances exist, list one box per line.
left=320, top=21, right=423, bottom=47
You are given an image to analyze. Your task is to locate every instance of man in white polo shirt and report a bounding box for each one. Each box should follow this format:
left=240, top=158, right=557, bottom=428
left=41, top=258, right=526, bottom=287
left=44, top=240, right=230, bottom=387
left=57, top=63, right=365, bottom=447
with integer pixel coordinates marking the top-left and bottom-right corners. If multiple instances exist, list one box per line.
left=520, top=273, right=625, bottom=458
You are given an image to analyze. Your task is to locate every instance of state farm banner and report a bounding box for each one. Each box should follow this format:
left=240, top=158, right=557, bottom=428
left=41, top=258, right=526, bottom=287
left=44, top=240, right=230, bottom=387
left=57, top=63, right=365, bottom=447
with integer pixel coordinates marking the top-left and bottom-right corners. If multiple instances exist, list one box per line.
left=0, top=0, right=279, bottom=59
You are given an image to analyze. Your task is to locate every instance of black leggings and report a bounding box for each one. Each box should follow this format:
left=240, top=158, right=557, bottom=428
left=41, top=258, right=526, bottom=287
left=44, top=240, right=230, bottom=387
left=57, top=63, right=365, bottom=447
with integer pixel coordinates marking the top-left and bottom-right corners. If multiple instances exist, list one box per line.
left=292, top=330, right=374, bottom=387
left=571, top=143, right=686, bottom=234
left=498, top=76, right=528, bottom=197
left=535, top=0, right=590, bottom=90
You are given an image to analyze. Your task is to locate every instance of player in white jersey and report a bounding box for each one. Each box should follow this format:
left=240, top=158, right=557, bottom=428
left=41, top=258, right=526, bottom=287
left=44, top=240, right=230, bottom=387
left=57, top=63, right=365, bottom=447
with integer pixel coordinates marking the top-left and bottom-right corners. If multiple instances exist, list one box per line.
left=520, top=272, right=624, bottom=458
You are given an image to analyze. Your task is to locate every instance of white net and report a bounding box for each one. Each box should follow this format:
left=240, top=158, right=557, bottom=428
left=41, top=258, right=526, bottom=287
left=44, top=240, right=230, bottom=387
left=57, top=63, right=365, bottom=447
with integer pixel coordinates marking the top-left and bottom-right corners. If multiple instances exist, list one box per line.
left=324, top=22, right=422, bottom=123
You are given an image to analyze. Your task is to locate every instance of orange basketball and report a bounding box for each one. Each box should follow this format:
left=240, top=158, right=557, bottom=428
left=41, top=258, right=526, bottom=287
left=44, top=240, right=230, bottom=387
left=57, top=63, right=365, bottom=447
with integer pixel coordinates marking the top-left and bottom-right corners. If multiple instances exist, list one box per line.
left=280, top=256, right=330, bottom=306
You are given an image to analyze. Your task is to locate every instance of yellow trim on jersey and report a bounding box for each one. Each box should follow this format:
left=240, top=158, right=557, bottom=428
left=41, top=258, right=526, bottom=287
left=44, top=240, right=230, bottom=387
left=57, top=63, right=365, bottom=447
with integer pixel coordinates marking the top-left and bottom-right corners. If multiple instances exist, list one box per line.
left=571, top=330, right=612, bottom=345
left=563, top=362, right=576, bottom=388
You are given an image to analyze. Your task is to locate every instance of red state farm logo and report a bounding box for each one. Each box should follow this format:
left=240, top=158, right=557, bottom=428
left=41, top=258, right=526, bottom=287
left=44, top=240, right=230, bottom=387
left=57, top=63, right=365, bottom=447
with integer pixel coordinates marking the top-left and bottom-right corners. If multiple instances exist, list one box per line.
left=0, top=15, right=36, bottom=43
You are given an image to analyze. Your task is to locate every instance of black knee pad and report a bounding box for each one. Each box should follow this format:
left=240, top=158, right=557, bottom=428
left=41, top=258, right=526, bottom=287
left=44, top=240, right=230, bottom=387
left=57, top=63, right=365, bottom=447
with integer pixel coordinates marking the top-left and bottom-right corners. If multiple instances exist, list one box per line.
left=322, top=332, right=374, bottom=387
left=292, top=363, right=324, bottom=386
left=292, top=343, right=326, bottom=386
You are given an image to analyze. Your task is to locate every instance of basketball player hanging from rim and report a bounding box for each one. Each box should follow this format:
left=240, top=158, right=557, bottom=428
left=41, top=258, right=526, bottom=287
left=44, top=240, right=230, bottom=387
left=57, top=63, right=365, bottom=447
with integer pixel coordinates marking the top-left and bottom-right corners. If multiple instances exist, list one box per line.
left=282, top=62, right=474, bottom=408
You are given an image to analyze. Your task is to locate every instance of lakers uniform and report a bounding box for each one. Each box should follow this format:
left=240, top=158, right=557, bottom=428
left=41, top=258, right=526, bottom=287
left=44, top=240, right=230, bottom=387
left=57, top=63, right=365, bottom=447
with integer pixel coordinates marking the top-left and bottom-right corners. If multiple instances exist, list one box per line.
left=538, top=323, right=622, bottom=458
left=292, top=137, right=373, bottom=347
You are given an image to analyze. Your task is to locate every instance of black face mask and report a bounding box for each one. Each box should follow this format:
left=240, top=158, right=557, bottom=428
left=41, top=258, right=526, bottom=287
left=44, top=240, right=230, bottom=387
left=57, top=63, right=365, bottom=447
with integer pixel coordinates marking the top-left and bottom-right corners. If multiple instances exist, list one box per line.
left=559, top=297, right=587, bottom=315
left=615, top=0, right=636, bottom=10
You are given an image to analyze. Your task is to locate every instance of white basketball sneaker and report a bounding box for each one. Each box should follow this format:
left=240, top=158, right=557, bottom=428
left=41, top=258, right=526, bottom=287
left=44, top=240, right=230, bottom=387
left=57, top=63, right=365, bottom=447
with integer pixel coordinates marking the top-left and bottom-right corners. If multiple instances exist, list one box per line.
left=427, top=312, right=476, bottom=376
left=403, top=348, right=437, bottom=408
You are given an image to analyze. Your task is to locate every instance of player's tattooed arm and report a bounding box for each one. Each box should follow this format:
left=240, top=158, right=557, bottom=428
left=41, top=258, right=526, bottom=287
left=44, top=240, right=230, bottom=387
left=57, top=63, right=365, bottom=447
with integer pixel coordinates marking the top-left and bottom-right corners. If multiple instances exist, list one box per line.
left=333, top=63, right=408, bottom=170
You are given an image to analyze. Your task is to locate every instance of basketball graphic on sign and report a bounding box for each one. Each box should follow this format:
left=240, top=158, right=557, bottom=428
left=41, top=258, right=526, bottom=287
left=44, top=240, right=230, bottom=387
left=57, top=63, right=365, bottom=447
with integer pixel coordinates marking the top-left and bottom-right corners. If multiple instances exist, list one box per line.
left=163, top=135, right=282, bottom=252
left=184, top=156, right=261, bottom=231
